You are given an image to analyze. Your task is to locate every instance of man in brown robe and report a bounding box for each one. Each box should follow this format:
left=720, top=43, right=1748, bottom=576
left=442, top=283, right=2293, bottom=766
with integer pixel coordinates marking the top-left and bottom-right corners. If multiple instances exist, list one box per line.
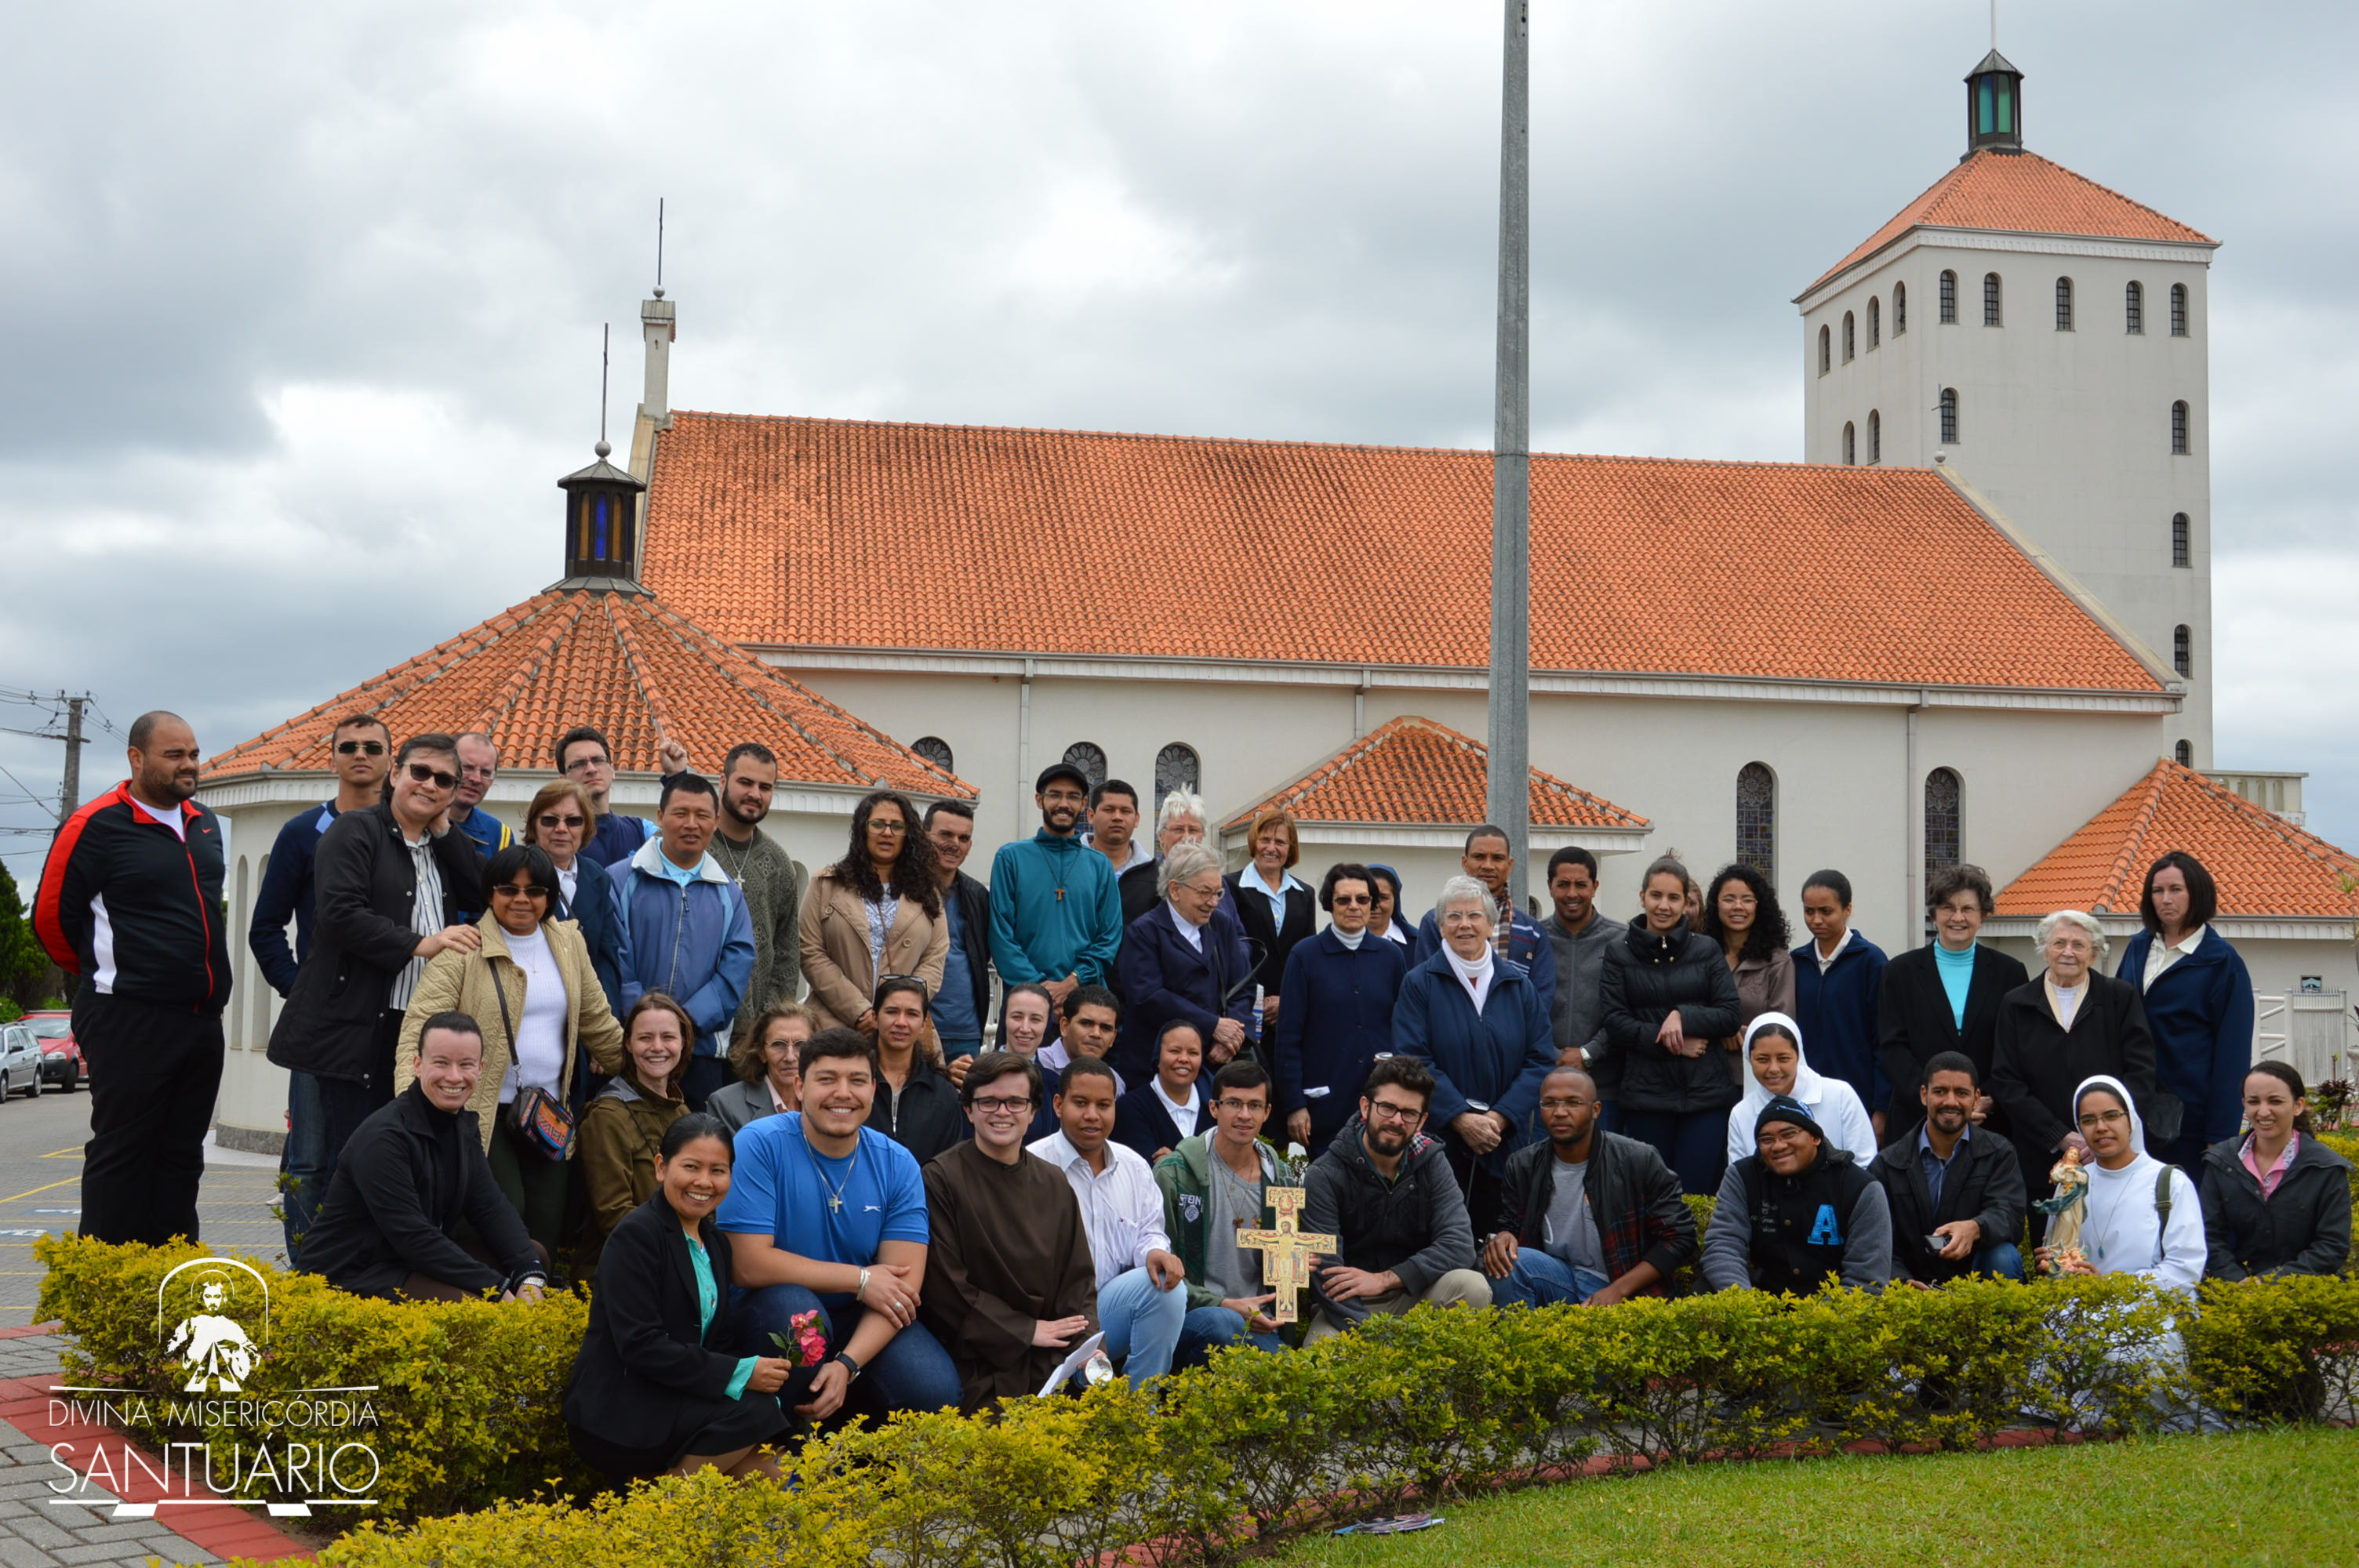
left=919, top=1051, right=1099, bottom=1410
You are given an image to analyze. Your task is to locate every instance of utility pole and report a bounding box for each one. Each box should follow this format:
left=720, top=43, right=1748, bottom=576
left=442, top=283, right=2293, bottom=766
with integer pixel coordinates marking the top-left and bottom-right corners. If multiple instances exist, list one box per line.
left=56, top=695, right=85, bottom=829
left=1486, top=0, right=1532, bottom=905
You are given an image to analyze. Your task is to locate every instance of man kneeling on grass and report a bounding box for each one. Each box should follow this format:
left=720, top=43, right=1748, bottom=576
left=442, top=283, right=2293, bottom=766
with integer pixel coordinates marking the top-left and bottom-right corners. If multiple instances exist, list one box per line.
left=1703, top=1095, right=1893, bottom=1294
left=1303, top=1056, right=1491, bottom=1340
left=1484, top=1065, right=1697, bottom=1306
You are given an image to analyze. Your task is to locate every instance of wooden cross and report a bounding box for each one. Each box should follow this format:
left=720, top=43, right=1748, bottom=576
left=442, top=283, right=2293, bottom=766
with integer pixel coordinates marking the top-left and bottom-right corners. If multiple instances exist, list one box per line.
left=1237, top=1186, right=1336, bottom=1324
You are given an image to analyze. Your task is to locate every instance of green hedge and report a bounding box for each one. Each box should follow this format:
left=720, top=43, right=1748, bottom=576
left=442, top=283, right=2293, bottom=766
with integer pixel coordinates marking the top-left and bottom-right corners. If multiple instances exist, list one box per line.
left=38, top=1234, right=2359, bottom=1563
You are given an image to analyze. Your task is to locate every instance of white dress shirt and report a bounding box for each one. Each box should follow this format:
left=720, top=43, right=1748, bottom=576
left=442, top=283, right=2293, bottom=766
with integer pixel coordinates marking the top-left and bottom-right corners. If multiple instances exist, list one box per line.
left=1027, top=1132, right=1172, bottom=1288
left=2142, top=924, right=2207, bottom=989
left=1153, top=1076, right=1202, bottom=1140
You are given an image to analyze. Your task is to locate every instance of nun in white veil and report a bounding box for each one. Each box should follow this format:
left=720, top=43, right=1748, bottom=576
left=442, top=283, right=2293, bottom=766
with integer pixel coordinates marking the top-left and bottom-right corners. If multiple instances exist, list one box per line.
left=2035, top=1074, right=2202, bottom=1292
left=1725, top=1012, right=1879, bottom=1167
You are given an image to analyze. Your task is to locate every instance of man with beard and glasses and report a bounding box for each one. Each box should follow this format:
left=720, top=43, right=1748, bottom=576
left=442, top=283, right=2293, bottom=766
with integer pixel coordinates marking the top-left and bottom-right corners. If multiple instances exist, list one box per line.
left=921, top=1052, right=1098, bottom=1410
left=703, top=742, right=803, bottom=1042
left=717, top=1028, right=959, bottom=1420
left=1870, top=1052, right=2026, bottom=1283
left=1301, top=1056, right=1489, bottom=1341
left=36, top=711, right=233, bottom=1247
left=1485, top=1065, right=1697, bottom=1307
left=988, top=762, right=1121, bottom=1043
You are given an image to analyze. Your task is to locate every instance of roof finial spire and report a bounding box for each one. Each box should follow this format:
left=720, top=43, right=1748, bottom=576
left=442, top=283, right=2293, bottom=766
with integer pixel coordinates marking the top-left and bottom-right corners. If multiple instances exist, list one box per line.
left=653, top=198, right=665, bottom=300
left=596, top=323, right=611, bottom=459
left=1990, top=0, right=1997, bottom=52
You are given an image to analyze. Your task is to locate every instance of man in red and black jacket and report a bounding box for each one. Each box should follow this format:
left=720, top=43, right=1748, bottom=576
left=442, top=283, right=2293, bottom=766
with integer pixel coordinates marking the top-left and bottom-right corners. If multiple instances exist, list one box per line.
left=34, top=711, right=231, bottom=1247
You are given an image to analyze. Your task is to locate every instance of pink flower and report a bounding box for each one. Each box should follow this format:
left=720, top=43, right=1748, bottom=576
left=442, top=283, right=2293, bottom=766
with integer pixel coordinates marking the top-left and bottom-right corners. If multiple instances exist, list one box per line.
left=790, top=1309, right=828, bottom=1367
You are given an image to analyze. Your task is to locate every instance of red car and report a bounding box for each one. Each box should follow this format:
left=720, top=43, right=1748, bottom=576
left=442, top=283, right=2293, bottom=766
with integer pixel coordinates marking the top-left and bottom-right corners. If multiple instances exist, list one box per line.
left=16, top=1011, right=83, bottom=1092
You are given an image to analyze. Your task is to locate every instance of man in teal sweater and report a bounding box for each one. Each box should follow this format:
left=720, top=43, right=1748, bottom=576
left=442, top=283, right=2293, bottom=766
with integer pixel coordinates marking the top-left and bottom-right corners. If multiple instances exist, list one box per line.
left=988, top=763, right=1124, bottom=1035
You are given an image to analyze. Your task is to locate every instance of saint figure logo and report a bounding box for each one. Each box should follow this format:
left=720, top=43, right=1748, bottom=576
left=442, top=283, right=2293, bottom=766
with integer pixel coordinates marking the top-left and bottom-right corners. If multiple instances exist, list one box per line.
left=157, top=1260, right=270, bottom=1394
left=1805, top=1203, right=1843, bottom=1248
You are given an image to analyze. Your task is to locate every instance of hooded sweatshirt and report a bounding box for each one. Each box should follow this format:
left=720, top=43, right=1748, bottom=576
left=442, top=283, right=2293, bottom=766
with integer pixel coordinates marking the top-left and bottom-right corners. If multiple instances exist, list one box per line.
left=2067, top=1073, right=2202, bottom=1293
left=1727, top=1012, right=1879, bottom=1167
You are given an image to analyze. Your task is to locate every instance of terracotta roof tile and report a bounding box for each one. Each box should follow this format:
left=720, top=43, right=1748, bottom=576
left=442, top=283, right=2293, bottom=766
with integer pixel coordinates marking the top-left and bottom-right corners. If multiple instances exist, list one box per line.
left=1223, top=716, right=1648, bottom=833
left=1997, top=760, right=2359, bottom=920
left=1812, top=149, right=2214, bottom=291
left=642, top=413, right=2162, bottom=695
left=204, top=586, right=973, bottom=797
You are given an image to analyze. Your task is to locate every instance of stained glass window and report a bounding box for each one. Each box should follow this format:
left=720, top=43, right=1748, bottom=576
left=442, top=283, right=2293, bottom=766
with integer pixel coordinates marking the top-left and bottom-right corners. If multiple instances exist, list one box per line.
left=1063, top=742, right=1107, bottom=788
left=1924, top=768, right=1962, bottom=895
left=1154, top=743, right=1200, bottom=803
left=1736, top=763, right=1775, bottom=883
left=912, top=736, right=953, bottom=773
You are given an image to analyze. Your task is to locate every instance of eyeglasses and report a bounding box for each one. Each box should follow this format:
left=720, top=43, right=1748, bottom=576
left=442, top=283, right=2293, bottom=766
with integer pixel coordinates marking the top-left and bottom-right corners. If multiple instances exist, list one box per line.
left=1365, top=1100, right=1424, bottom=1124
left=970, top=1095, right=1034, bottom=1115
left=1331, top=894, right=1372, bottom=907
left=334, top=739, right=386, bottom=756
left=405, top=763, right=459, bottom=790
left=2077, top=1109, right=2129, bottom=1130
left=866, top=819, right=910, bottom=835
left=1440, top=911, right=1487, bottom=927
left=536, top=812, right=587, bottom=829
left=1175, top=881, right=1223, bottom=898
left=491, top=884, right=551, bottom=900
left=562, top=755, right=612, bottom=775
left=1539, top=1097, right=1598, bottom=1112
left=1212, top=1098, right=1267, bottom=1114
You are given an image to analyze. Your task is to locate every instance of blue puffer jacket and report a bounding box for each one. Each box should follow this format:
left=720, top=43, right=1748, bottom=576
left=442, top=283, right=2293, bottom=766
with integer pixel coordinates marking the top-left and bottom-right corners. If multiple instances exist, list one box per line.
left=609, top=842, right=754, bottom=1059
left=2118, top=927, right=2256, bottom=1145
left=1392, top=949, right=1554, bottom=1177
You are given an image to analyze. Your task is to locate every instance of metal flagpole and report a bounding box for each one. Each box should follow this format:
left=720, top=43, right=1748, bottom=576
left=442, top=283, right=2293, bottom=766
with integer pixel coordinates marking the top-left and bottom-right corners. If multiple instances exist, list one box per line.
left=1486, top=0, right=1532, bottom=905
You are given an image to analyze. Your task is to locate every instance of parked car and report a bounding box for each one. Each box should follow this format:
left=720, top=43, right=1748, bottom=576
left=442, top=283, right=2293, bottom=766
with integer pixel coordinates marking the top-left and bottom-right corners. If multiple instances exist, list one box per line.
left=0, top=1025, right=44, bottom=1099
left=17, top=1011, right=82, bottom=1091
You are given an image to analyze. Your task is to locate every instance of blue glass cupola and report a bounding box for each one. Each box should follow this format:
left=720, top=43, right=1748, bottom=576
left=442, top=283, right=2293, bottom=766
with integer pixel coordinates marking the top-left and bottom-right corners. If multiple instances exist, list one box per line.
left=1964, top=50, right=2024, bottom=158
left=557, top=440, right=647, bottom=587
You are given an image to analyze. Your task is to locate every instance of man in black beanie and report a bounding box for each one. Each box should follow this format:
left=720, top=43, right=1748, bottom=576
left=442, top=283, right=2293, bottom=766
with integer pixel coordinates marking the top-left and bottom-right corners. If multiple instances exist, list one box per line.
left=1700, top=1094, right=1892, bottom=1294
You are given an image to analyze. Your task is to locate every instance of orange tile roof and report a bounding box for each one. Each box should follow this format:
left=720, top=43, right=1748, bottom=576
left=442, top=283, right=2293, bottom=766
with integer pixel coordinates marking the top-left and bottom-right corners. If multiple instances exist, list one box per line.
left=1997, top=760, right=2359, bottom=920
left=1223, top=716, right=1648, bottom=834
left=642, top=413, right=2163, bottom=695
left=1812, top=149, right=2214, bottom=291
left=204, top=586, right=973, bottom=797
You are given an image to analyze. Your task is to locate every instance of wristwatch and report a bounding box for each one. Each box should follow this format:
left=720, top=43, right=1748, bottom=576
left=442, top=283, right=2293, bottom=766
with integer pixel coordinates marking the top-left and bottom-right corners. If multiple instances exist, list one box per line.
left=832, top=1350, right=863, bottom=1383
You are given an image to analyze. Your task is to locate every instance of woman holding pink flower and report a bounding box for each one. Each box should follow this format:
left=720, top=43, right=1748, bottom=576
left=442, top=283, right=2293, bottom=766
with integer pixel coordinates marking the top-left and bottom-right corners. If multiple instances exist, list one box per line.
left=562, top=1113, right=800, bottom=1484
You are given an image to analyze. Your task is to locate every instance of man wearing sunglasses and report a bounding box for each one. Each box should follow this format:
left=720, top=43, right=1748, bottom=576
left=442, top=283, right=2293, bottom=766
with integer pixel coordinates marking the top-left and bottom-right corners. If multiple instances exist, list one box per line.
left=268, top=732, right=490, bottom=1221
left=247, top=711, right=392, bottom=1258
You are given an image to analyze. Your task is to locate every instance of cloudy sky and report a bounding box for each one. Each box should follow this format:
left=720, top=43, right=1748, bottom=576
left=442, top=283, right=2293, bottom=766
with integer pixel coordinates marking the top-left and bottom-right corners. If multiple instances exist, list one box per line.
left=2, top=0, right=2352, bottom=881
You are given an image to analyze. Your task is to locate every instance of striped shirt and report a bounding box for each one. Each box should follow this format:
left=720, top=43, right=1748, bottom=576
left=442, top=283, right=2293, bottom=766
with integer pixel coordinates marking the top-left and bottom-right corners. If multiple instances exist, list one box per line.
left=389, top=833, right=445, bottom=1012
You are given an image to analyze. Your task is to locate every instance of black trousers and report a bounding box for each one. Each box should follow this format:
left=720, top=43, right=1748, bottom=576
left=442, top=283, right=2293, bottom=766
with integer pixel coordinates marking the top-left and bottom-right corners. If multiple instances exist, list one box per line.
left=1438, top=1140, right=1506, bottom=1240
left=75, top=992, right=225, bottom=1247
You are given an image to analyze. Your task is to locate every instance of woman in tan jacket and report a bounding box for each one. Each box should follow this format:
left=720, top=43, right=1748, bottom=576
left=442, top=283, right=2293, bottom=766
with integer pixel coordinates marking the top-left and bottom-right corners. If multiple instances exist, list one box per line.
left=395, top=844, right=626, bottom=1258
left=798, top=789, right=949, bottom=1031
left=576, top=992, right=694, bottom=1272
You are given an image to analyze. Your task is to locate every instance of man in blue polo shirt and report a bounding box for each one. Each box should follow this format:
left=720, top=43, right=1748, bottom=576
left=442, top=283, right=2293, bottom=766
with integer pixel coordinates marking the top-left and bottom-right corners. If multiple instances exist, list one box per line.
left=716, top=1027, right=959, bottom=1419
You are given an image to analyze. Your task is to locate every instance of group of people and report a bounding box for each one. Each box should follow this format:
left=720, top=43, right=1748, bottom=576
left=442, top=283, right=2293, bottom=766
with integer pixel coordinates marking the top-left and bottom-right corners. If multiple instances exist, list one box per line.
left=33, top=717, right=2350, bottom=1486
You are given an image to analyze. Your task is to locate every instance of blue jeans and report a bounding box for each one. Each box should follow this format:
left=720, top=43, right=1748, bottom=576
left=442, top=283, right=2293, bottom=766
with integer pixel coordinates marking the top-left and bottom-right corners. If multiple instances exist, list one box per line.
left=1096, top=1267, right=1187, bottom=1384
left=279, top=1069, right=332, bottom=1265
left=1175, top=1305, right=1283, bottom=1370
left=1619, top=1108, right=1728, bottom=1196
left=732, top=1283, right=961, bottom=1415
left=1976, top=1241, right=2025, bottom=1281
left=1488, top=1249, right=1611, bottom=1308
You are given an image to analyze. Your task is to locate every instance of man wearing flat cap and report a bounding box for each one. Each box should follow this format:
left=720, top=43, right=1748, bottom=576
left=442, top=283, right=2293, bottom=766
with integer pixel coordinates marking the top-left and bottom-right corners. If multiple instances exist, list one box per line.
left=987, top=761, right=1124, bottom=1048
left=1701, top=1094, right=1892, bottom=1294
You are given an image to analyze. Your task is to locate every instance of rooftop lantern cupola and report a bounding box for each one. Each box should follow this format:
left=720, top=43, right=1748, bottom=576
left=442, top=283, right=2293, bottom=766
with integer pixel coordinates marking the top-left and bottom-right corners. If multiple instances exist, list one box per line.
left=1964, top=49, right=2024, bottom=158
left=557, top=439, right=647, bottom=590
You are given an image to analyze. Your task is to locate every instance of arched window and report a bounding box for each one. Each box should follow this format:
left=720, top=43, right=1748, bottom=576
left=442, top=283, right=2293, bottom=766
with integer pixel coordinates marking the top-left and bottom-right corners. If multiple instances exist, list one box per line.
left=1062, top=741, right=1107, bottom=787
left=2055, top=276, right=2074, bottom=330
left=2125, top=281, right=2144, bottom=334
left=1924, top=768, right=1962, bottom=892
left=2170, top=282, right=2189, bottom=336
left=1842, top=310, right=1856, bottom=362
left=2175, top=739, right=2194, bottom=767
left=1894, top=281, right=1907, bottom=333
left=911, top=735, right=954, bottom=774
left=2171, top=513, right=2190, bottom=568
left=1868, top=409, right=1881, bottom=464
left=1868, top=297, right=1881, bottom=348
left=1818, top=325, right=1830, bottom=375
left=1939, top=387, right=1960, bottom=445
left=2171, top=400, right=2190, bottom=454
left=1154, top=742, right=1200, bottom=802
left=1983, top=272, right=2003, bottom=326
left=1939, top=270, right=1957, bottom=323
left=1736, top=764, right=1776, bottom=883
left=2173, top=626, right=2192, bottom=677
left=1842, top=421, right=1856, bottom=464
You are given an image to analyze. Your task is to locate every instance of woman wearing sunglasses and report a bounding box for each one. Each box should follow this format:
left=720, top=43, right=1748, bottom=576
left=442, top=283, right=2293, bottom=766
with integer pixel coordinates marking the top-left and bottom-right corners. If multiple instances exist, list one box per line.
left=394, top=843, right=627, bottom=1267
left=522, top=779, right=629, bottom=1017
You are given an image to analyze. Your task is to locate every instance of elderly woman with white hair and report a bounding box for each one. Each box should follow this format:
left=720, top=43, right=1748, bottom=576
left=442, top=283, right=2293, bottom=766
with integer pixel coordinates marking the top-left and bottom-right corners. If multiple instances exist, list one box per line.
left=1113, top=840, right=1256, bottom=1087
left=1392, top=874, right=1556, bottom=1235
left=1119, top=789, right=1211, bottom=929
left=1988, top=909, right=2157, bottom=1232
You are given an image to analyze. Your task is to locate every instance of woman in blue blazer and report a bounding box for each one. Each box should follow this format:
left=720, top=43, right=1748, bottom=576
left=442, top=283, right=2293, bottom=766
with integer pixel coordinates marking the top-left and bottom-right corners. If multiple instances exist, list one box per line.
left=1272, top=864, right=1408, bottom=1157
left=1113, top=844, right=1256, bottom=1085
left=2117, top=851, right=2255, bottom=1180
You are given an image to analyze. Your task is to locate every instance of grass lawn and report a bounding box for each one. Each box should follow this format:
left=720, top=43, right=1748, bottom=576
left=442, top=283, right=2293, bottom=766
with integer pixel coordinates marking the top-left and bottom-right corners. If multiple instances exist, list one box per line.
left=1274, top=1428, right=2359, bottom=1568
